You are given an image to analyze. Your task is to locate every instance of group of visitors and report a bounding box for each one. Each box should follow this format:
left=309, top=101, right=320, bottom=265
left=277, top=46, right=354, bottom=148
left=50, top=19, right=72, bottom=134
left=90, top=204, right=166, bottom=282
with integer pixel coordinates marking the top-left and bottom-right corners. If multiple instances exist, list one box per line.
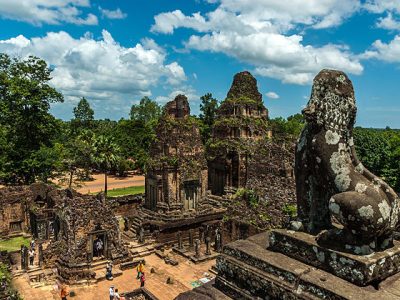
left=109, top=286, right=125, bottom=300
left=136, top=260, right=146, bottom=287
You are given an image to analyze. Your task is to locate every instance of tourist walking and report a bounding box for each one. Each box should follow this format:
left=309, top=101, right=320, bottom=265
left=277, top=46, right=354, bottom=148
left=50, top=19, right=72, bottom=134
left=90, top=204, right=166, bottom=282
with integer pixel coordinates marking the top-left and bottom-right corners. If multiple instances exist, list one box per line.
left=109, top=286, right=115, bottom=300
left=106, top=262, right=113, bottom=280
left=30, top=239, right=35, bottom=250
left=114, top=288, right=120, bottom=299
left=60, top=285, right=68, bottom=300
left=136, top=261, right=145, bottom=279
left=140, top=272, right=146, bottom=287
left=28, top=248, right=35, bottom=266
left=97, top=238, right=104, bottom=257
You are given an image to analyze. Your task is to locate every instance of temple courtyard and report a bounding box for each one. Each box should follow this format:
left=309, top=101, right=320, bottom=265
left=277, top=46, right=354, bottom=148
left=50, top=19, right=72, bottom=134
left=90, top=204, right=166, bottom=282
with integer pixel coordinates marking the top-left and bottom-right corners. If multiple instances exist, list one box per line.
left=12, top=252, right=215, bottom=300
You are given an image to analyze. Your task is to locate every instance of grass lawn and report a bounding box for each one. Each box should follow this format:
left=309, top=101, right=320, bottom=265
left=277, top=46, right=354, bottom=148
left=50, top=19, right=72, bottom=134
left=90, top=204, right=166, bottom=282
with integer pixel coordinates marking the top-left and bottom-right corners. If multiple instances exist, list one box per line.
left=107, top=185, right=145, bottom=197
left=0, top=236, right=30, bottom=252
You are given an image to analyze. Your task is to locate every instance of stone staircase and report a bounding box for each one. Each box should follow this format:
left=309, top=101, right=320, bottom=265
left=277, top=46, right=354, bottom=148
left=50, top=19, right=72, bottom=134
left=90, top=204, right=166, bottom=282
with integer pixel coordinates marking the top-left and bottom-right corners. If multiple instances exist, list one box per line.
left=128, top=240, right=156, bottom=258
left=122, top=214, right=152, bottom=241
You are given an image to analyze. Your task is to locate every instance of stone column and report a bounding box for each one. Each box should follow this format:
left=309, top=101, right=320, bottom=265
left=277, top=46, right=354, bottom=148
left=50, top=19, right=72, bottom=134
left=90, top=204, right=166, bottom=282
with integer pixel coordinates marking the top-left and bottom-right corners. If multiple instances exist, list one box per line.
left=205, top=236, right=211, bottom=255
left=20, top=245, right=25, bottom=270
left=189, top=229, right=194, bottom=249
left=22, top=246, right=28, bottom=270
left=38, top=243, right=43, bottom=267
left=199, top=227, right=205, bottom=243
left=177, top=231, right=183, bottom=250
left=194, top=239, right=200, bottom=258
left=138, top=226, right=145, bottom=244
left=214, top=228, right=222, bottom=252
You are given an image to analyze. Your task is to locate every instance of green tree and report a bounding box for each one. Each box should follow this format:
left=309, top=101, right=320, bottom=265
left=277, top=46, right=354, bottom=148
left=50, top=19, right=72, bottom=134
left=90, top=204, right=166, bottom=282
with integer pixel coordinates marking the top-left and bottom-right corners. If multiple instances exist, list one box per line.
left=0, top=54, right=63, bottom=184
left=130, top=96, right=161, bottom=123
left=199, top=93, right=218, bottom=142
left=64, top=130, right=96, bottom=185
left=113, top=119, right=156, bottom=172
left=28, top=143, right=64, bottom=183
left=269, top=114, right=305, bottom=140
left=353, top=128, right=400, bottom=192
left=71, top=97, right=94, bottom=131
left=93, top=135, right=121, bottom=197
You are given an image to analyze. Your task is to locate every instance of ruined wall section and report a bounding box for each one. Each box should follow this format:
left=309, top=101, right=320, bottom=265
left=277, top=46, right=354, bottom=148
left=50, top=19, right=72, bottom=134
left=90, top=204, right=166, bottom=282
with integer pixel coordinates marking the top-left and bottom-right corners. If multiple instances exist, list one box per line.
left=54, top=194, right=128, bottom=264
left=146, top=95, right=208, bottom=211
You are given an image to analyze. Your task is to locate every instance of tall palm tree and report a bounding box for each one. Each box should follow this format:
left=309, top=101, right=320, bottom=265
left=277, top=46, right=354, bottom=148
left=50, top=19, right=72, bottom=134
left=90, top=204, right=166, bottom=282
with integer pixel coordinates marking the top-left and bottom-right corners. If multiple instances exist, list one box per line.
left=93, top=135, right=120, bottom=198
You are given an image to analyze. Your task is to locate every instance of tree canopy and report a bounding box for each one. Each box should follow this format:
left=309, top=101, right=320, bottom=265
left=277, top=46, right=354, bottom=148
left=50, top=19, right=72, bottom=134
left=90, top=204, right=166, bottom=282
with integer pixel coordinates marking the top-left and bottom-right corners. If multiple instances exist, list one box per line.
left=0, top=54, right=63, bottom=184
left=130, top=96, right=161, bottom=123
left=199, top=93, right=219, bottom=142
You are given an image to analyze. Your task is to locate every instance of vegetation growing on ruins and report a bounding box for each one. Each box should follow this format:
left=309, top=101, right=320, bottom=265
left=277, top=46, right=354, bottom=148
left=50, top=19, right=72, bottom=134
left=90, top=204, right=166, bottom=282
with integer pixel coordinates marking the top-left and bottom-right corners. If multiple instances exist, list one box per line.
left=0, top=262, right=20, bottom=299
left=199, top=93, right=218, bottom=143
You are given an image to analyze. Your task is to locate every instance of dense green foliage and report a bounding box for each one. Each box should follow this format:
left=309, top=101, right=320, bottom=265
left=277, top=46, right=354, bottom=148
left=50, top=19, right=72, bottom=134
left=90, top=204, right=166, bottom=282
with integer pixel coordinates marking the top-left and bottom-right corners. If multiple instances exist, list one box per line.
left=199, top=93, right=218, bottom=143
left=353, top=127, right=400, bottom=192
left=269, top=113, right=305, bottom=139
left=0, top=54, right=63, bottom=184
left=71, top=97, right=94, bottom=132
left=0, top=262, right=21, bottom=299
left=130, top=96, right=161, bottom=123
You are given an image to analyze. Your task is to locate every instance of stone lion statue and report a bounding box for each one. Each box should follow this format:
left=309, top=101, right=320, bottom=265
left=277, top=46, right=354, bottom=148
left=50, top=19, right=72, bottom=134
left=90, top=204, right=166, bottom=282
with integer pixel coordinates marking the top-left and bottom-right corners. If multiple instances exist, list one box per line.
left=295, top=69, right=399, bottom=254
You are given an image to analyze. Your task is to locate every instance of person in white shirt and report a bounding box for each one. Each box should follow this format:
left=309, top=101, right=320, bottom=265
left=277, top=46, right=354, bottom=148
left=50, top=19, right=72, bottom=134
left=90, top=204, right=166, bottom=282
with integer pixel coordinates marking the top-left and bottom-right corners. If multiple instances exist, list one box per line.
left=28, top=249, right=35, bottom=266
left=109, top=286, right=115, bottom=300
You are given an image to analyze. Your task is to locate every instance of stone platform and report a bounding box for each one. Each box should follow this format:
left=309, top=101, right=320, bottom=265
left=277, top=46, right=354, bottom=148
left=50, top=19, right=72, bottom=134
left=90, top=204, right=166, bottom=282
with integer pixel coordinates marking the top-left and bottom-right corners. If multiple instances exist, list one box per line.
left=172, top=246, right=219, bottom=264
left=269, top=229, right=400, bottom=286
left=210, top=232, right=400, bottom=300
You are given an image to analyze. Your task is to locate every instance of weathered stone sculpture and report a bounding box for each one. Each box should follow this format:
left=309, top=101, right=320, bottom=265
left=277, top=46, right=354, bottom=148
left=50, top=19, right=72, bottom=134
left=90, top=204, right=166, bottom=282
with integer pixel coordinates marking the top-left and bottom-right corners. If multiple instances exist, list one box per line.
left=214, top=228, right=221, bottom=252
left=296, top=69, right=399, bottom=254
left=205, top=236, right=211, bottom=255
left=188, top=229, right=194, bottom=249
left=194, top=239, right=200, bottom=258
left=177, top=231, right=183, bottom=249
left=138, top=226, right=145, bottom=244
left=21, top=245, right=28, bottom=270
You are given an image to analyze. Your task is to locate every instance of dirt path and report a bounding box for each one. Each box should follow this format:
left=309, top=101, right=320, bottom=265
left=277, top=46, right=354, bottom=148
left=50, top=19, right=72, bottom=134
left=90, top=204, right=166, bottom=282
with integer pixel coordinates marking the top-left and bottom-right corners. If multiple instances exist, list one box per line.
left=58, top=173, right=145, bottom=194
left=1, top=173, right=145, bottom=194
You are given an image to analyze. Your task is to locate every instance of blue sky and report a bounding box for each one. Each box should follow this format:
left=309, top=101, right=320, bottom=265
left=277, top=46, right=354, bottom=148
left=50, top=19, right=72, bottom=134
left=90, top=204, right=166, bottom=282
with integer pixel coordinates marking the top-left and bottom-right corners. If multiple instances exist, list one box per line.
left=1, top=1, right=400, bottom=128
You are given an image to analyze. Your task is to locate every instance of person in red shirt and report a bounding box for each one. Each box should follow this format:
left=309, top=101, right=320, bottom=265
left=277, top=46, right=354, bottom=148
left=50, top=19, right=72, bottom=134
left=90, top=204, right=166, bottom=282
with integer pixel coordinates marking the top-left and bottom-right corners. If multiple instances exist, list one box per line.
left=140, top=272, right=146, bottom=287
left=60, top=285, right=68, bottom=300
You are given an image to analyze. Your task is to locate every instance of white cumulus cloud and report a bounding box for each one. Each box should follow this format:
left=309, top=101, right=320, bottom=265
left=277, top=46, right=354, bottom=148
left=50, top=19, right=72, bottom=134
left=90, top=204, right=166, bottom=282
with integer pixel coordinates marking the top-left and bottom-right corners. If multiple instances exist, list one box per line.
left=266, top=91, right=279, bottom=99
left=152, top=2, right=363, bottom=85
left=364, top=0, right=400, bottom=31
left=99, top=7, right=127, bottom=20
left=0, top=30, right=187, bottom=117
left=362, top=35, right=400, bottom=63
left=0, top=0, right=98, bottom=25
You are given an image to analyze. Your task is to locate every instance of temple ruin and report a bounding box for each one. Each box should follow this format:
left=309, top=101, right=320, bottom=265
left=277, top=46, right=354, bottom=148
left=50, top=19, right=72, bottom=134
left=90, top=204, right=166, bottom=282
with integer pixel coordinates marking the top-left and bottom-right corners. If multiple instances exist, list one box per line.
left=125, top=95, right=225, bottom=256
left=0, top=184, right=130, bottom=285
left=208, top=71, right=272, bottom=195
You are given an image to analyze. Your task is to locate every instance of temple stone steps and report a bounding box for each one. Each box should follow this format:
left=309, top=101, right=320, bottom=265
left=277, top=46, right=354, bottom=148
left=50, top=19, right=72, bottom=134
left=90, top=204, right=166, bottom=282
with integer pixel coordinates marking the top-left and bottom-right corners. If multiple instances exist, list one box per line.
left=215, top=232, right=400, bottom=300
left=130, top=245, right=156, bottom=258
